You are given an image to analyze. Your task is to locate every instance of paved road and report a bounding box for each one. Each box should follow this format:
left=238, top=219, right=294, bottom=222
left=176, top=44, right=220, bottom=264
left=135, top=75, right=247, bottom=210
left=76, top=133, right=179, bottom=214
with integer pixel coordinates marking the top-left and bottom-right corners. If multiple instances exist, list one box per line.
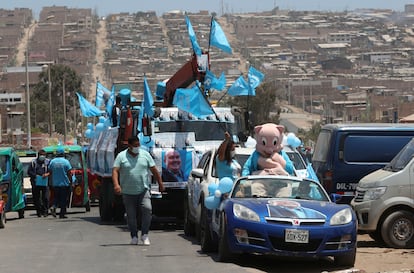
left=2, top=205, right=411, bottom=273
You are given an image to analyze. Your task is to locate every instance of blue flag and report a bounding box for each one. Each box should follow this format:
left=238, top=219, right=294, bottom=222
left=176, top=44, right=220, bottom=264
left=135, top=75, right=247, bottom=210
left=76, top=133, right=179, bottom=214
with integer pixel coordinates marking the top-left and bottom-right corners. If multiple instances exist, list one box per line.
left=228, top=75, right=253, bottom=96
left=204, top=69, right=226, bottom=91
left=306, top=163, right=319, bottom=182
left=76, top=92, right=103, bottom=117
left=173, top=84, right=214, bottom=118
left=143, top=76, right=154, bottom=117
left=185, top=16, right=202, bottom=56
left=248, top=66, right=265, bottom=89
left=105, top=84, right=115, bottom=119
left=96, top=81, right=111, bottom=107
left=210, top=18, right=232, bottom=54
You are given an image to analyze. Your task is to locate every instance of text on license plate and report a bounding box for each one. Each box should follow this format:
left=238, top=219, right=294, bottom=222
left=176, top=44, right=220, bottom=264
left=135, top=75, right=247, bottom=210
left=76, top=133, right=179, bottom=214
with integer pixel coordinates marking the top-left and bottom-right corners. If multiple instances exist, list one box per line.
left=285, top=229, right=309, bottom=243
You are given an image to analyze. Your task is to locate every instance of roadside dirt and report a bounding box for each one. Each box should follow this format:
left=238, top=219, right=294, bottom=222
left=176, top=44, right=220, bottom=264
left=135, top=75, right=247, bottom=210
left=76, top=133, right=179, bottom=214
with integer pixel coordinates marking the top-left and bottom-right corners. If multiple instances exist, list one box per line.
left=349, top=234, right=414, bottom=273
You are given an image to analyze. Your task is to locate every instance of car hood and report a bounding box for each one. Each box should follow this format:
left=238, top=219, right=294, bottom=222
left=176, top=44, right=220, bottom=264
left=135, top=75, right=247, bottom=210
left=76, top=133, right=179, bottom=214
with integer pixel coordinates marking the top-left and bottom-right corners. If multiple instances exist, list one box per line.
left=229, top=198, right=349, bottom=220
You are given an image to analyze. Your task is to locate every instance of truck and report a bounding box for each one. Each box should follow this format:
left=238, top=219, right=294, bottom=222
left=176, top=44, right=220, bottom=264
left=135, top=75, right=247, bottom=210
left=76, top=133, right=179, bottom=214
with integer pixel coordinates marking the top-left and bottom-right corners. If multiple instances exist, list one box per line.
left=87, top=52, right=248, bottom=223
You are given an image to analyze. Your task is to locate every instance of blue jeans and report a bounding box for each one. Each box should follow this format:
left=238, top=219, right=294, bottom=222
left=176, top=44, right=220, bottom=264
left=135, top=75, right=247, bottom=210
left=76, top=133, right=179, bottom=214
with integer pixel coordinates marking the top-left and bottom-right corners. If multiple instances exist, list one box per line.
left=122, top=190, right=152, bottom=238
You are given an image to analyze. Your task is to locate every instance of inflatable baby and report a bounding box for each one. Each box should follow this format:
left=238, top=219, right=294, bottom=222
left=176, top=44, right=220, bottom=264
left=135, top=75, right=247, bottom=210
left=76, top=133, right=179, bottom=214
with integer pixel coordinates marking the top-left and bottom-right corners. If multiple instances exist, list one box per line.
left=242, top=123, right=294, bottom=176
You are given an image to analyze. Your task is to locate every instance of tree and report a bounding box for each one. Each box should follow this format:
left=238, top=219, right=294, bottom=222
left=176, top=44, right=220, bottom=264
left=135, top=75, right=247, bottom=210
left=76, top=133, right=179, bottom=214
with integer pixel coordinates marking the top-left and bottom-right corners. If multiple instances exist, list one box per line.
left=32, top=64, right=83, bottom=134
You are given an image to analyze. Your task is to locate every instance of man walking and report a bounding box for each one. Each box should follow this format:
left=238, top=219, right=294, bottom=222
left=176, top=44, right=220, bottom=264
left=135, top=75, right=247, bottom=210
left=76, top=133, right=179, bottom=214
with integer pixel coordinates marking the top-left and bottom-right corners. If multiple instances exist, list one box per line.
left=27, top=149, right=50, bottom=217
left=112, top=136, right=164, bottom=245
left=48, top=147, right=72, bottom=219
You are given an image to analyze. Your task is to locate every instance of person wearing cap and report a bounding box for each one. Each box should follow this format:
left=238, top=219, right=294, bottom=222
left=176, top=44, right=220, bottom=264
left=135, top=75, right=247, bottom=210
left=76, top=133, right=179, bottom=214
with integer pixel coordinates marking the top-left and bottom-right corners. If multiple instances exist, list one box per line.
left=48, top=147, right=73, bottom=219
left=112, top=136, right=164, bottom=245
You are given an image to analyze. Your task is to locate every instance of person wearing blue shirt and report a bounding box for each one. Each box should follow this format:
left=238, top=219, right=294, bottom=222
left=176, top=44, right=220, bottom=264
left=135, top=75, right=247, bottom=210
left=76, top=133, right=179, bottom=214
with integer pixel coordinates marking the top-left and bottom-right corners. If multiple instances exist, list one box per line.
left=48, top=147, right=72, bottom=219
left=216, top=137, right=241, bottom=181
left=242, top=149, right=294, bottom=176
left=112, top=136, right=164, bottom=246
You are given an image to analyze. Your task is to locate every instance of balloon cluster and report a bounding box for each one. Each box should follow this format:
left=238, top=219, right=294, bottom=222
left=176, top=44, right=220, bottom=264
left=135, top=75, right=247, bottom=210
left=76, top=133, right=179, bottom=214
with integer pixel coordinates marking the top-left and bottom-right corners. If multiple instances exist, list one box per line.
left=286, top=132, right=302, bottom=148
left=204, top=177, right=234, bottom=210
left=84, top=123, right=95, bottom=139
left=84, top=116, right=111, bottom=139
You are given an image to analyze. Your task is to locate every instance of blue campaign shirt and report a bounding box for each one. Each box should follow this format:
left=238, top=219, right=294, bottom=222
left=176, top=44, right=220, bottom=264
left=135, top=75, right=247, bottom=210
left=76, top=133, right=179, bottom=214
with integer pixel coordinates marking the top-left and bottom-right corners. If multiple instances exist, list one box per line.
left=49, top=157, right=72, bottom=187
left=241, top=150, right=294, bottom=176
left=216, top=156, right=241, bottom=181
left=113, top=148, right=155, bottom=195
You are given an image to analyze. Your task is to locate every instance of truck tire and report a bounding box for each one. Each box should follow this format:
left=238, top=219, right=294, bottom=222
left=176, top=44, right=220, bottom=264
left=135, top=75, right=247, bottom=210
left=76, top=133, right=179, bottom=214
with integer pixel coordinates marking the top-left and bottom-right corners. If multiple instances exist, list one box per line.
left=381, top=210, right=414, bottom=248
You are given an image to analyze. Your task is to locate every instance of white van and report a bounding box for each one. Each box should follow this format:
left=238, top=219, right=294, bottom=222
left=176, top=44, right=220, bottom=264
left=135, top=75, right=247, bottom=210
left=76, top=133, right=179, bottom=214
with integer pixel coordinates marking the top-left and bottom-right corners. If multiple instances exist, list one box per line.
left=351, top=137, right=414, bottom=248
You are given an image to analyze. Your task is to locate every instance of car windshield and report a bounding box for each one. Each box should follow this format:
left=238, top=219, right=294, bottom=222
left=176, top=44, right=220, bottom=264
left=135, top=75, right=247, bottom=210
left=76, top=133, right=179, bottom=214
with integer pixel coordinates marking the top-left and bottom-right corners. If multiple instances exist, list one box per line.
left=384, top=138, right=414, bottom=172
left=22, top=162, right=30, bottom=177
left=232, top=177, right=329, bottom=201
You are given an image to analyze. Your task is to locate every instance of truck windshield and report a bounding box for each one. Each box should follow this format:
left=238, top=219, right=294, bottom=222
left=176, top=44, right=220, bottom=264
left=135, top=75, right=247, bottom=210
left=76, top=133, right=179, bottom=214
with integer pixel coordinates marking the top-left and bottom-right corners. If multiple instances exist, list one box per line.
left=385, top=138, right=414, bottom=172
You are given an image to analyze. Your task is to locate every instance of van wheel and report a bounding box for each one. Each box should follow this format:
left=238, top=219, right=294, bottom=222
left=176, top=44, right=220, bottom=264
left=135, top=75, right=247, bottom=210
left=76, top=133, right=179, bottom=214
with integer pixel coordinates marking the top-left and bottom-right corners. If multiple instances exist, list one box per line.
left=381, top=211, right=414, bottom=248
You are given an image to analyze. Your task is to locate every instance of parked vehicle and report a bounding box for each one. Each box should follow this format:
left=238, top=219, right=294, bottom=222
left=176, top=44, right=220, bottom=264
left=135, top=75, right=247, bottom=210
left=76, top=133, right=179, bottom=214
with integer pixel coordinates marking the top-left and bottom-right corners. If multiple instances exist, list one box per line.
left=0, top=147, right=25, bottom=219
left=16, top=150, right=37, bottom=206
left=204, top=175, right=357, bottom=266
left=351, top=137, right=414, bottom=248
left=312, top=123, right=414, bottom=203
left=43, top=145, right=90, bottom=212
left=185, top=145, right=311, bottom=240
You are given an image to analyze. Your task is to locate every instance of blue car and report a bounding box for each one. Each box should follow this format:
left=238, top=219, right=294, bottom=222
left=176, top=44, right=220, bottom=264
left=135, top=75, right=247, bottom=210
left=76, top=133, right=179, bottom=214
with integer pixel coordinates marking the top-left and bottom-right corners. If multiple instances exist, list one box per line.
left=203, top=175, right=357, bottom=266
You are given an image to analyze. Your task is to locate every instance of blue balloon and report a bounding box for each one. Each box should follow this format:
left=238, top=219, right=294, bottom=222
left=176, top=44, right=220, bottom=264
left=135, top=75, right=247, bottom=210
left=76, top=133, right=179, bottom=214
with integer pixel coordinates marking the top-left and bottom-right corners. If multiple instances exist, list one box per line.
left=205, top=195, right=220, bottom=210
left=98, top=116, right=106, bottom=123
left=208, top=183, right=218, bottom=196
left=95, top=122, right=105, bottom=133
left=84, top=128, right=94, bottom=138
left=217, top=177, right=233, bottom=194
left=86, top=123, right=94, bottom=130
left=293, top=137, right=301, bottom=148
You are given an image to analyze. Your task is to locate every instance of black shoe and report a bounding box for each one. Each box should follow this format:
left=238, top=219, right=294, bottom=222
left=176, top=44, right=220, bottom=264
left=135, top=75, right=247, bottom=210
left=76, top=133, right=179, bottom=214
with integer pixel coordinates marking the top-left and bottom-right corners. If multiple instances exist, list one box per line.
left=59, top=215, right=68, bottom=219
left=37, top=213, right=41, bottom=217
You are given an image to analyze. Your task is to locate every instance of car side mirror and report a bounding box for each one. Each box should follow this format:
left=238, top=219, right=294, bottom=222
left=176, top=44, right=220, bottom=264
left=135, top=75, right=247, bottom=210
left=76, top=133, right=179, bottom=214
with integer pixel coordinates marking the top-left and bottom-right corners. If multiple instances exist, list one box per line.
left=191, top=168, right=203, bottom=178
left=330, top=193, right=342, bottom=203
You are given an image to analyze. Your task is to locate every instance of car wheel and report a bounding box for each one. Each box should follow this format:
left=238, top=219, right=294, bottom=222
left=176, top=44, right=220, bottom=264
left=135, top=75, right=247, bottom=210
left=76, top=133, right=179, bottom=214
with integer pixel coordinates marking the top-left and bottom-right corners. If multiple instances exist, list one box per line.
left=381, top=210, right=414, bottom=248
left=200, top=206, right=217, bottom=252
left=0, top=211, right=5, bottom=228
left=183, top=199, right=195, bottom=236
left=195, top=201, right=203, bottom=242
left=368, top=229, right=384, bottom=245
left=218, top=213, right=234, bottom=262
left=334, top=247, right=356, bottom=267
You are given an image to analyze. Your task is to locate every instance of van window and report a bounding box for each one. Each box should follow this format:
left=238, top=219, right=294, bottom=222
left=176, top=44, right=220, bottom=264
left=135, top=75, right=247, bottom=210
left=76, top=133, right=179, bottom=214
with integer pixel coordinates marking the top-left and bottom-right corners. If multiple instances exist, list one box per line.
left=344, top=135, right=411, bottom=163
left=0, top=155, right=7, bottom=173
left=313, top=130, right=331, bottom=162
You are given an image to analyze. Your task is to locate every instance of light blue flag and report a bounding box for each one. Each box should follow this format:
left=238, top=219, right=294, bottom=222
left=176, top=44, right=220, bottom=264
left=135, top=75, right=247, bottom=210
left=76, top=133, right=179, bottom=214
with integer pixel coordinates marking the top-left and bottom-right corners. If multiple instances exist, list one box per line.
left=143, top=76, right=154, bottom=117
left=210, top=18, right=232, bottom=54
left=76, top=92, right=103, bottom=117
left=173, top=84, right=214, bottom=118
left=105, top=84, right=115, bottom=119
left=185, top=16, right=202, bottom=56
left=96, top=81, right=111, bottom=107
left=306, top=163, right=319, bottom=182
left=228, top=75, right=253, bottom=96
left=248, top=66, right=265, bottom=89
left=204, top=70, right=226, bottom=91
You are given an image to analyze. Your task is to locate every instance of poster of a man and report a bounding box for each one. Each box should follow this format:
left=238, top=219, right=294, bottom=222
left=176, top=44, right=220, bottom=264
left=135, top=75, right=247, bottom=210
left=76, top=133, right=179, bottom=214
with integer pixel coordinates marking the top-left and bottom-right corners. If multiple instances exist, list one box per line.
left=162, top=149, right=185, bottom=182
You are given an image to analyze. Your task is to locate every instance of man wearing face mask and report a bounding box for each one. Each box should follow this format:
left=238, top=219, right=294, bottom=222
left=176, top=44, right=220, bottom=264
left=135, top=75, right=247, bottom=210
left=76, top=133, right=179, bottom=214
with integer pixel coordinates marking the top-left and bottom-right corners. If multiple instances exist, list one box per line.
left=112, top=136, right=164, bottom=246
left=27, top=149, right=50, bottom=217
left=215, top=135, right=241, bottom=181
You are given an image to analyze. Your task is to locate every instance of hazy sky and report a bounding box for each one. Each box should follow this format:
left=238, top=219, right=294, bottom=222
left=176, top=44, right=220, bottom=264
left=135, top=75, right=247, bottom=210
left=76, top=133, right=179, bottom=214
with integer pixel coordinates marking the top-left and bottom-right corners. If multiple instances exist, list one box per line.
left=2, top=0, right=414, bottom=18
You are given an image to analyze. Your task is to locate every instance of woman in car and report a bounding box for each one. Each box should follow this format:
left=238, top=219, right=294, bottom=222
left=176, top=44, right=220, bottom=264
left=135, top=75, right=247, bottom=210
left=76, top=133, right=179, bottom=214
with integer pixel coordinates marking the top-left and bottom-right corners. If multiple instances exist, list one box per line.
left=215, top=133, right=241, bottom=181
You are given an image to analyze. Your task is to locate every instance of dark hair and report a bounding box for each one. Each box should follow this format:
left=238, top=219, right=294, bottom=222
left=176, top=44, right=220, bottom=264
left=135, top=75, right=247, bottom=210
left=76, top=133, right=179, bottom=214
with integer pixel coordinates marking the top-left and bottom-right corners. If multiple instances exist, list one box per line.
left=38, top=149, right=46, bottom=156
left=217, top=139, right=235, bottom=164
left=128, top=136, right=139, bottom=145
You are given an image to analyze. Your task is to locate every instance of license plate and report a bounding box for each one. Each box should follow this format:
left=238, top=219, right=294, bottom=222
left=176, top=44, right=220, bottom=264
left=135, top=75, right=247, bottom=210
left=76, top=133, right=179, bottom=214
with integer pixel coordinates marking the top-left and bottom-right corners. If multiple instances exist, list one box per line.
left=285, top=229, right=309, bottom=243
